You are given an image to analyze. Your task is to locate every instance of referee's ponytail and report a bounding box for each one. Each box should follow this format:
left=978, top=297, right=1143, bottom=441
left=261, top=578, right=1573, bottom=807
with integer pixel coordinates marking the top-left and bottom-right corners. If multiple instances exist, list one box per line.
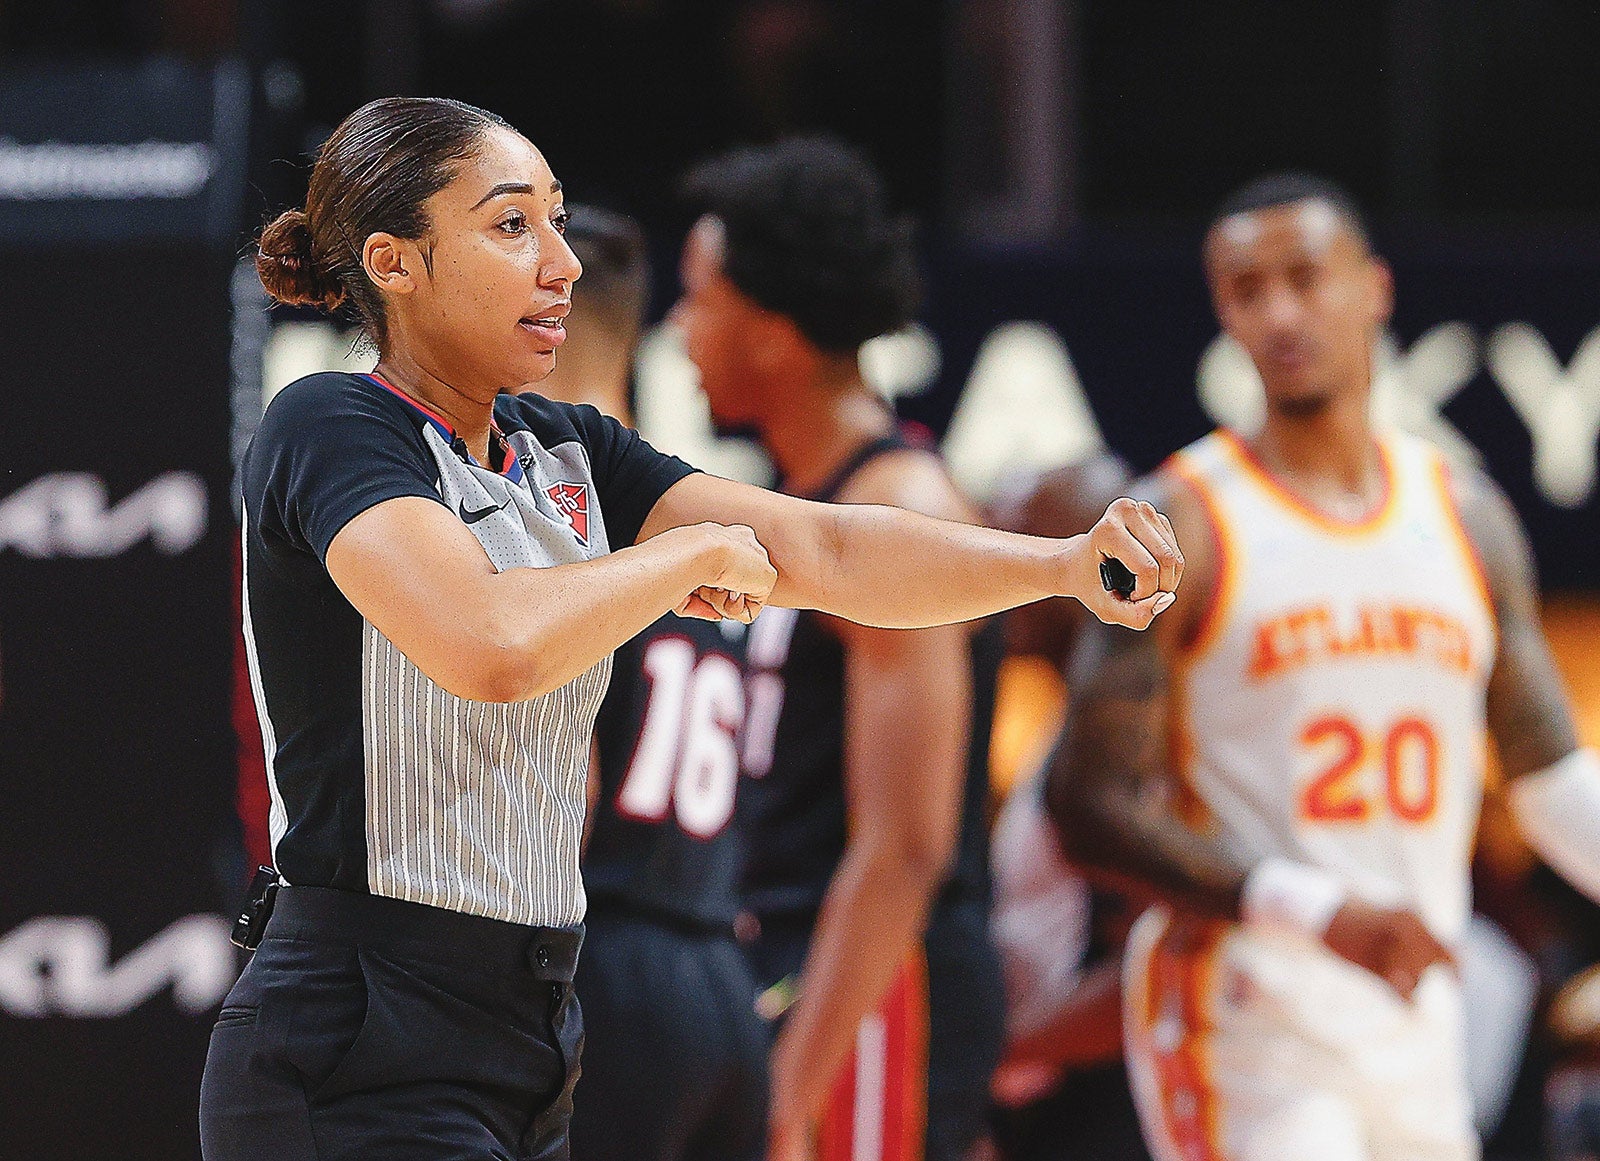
left=255, top=96, right=510, bottom=346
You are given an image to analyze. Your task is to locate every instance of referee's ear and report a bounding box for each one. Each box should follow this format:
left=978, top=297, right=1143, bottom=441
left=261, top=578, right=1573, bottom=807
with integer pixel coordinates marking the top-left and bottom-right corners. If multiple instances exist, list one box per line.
left=363, top=232, right=420, bottom=296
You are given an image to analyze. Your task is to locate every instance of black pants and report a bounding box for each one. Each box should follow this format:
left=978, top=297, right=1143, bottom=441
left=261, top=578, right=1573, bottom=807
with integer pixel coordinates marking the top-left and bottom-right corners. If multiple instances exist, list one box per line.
left=199, top=886, right=584, bottom=1161
left=569, top=909, right=769, bottom=1161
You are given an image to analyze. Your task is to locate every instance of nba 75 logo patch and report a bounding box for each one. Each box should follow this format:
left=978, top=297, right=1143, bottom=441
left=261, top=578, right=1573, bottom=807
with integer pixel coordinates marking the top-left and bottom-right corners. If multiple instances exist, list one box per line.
left=546, top=481, right=590, bottom=547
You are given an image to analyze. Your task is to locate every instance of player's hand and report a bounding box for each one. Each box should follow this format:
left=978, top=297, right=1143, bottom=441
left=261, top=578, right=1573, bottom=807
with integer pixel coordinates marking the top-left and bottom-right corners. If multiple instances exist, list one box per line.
left=1322, top=899, right=1456, bottom=1001
left=1066, top=498, right=1183, bottom=629
left=674, top=522, right=778, bottom=623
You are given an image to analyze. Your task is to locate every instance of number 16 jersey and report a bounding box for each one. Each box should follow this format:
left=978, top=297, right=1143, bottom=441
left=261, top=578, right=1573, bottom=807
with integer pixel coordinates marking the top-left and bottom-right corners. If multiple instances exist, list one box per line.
left=582, top=614, right=752, bottom=931
left=1170, top=428, right=1496, bottom=948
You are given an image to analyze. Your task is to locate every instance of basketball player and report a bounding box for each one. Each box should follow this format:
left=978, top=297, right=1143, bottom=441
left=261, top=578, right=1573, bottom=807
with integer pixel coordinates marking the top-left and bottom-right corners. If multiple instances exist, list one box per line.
left=534, top=207, right=768, bottom=1161
left=1048, top=172, right=1600, bottom=1161
left=673, top=137, right=1008, bottom=1161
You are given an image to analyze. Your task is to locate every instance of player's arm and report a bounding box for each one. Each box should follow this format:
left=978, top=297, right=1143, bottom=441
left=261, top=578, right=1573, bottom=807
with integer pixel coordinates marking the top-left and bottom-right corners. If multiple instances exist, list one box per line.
left=637, top=470, right=1181, bottom=632
left=325, top=497, right=776, bottom=703
left=764, top=455, right=974, bottom=1140
left=770, top=618, right=971, bottom=1137
left=1450, top=468, right=1598, bottom=897
left=997, top=958, right=1125, bottom=1076
left=1047, top=472, right=1450, bottom=998
left=1045, top=472, right=1252, bottom=915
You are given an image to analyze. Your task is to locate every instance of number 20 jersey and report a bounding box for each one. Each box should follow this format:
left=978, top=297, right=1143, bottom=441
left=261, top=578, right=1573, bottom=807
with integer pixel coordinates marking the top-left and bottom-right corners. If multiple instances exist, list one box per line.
left=1169, top=429, right=1495, bottom=948
left=583, top=614, right=752, bottom=931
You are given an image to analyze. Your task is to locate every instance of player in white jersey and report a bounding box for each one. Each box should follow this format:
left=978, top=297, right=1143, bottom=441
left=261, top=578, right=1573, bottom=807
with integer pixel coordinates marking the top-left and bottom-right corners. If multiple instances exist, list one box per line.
left=1048, top=173, right=1600, bottom=1161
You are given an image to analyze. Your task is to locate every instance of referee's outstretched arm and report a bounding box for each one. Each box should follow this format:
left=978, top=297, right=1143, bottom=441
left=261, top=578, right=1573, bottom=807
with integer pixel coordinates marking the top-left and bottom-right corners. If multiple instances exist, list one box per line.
left=329, top=480, right=1180, bottom=706
left=638, top=471, right=1181, bottom=630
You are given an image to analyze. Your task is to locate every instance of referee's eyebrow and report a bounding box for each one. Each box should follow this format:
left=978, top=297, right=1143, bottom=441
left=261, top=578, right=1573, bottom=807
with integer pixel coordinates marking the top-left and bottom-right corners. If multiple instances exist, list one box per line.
left=471, top=182, right=536, bottom=210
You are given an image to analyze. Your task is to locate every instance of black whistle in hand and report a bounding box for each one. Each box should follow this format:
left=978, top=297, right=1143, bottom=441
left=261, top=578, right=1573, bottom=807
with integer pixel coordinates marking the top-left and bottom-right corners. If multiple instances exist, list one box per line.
left=1100, top=557, right=1137, bottom=599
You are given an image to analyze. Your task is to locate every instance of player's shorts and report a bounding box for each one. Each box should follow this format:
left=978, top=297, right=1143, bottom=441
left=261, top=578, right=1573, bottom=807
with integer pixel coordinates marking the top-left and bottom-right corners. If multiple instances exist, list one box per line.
left=748, top=895, right=1005, bottom=1161
left=569, top=908, right=769, bottom=1161
left=1123, top=906, right=1478, bottom=1161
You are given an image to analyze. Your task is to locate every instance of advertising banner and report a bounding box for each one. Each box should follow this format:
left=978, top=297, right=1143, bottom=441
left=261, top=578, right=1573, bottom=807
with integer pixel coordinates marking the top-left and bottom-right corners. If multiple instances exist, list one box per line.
left=0, top=60, right=248, bottom=1161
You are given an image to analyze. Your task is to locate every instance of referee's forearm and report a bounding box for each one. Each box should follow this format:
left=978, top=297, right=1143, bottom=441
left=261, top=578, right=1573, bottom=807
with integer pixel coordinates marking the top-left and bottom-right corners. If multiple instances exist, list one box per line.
left=799, top=505, right=1074, bottom=628
left=480, top=530, right=710, bottom=701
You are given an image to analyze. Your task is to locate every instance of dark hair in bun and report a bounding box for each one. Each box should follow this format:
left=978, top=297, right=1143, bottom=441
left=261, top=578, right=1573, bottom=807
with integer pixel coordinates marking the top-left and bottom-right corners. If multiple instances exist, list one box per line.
left=256, top=209, right=346, bottom=312
left=255, top=96, right=510, bottom=345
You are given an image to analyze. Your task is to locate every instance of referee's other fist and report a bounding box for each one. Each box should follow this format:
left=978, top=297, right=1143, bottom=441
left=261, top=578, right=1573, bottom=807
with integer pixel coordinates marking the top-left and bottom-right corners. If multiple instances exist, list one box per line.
left=672, top=522, right=777, bottom=624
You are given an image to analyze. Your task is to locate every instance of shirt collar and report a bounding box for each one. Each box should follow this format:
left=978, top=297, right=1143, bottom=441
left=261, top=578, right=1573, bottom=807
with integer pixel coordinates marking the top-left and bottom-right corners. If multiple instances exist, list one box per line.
left=364, top=372, right=525, bottom=483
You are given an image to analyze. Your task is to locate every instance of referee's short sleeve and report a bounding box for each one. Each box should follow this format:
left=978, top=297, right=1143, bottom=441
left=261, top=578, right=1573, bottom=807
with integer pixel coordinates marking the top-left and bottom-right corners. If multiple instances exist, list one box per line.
left=246, top=373, right=444, bottom=564
left=568, top=404, right=698, bottom=548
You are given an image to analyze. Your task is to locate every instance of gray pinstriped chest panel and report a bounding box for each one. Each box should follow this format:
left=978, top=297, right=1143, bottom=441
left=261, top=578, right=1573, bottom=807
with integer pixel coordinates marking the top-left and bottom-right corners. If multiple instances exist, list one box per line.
left=361, top=424, right=612, bottom=926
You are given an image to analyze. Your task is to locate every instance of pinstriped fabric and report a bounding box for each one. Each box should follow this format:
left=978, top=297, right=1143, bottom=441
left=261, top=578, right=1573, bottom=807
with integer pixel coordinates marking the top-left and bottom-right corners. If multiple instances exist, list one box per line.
left=359, top=423, right=617, bottom=927
left=362, top=626, right=608, bottom=925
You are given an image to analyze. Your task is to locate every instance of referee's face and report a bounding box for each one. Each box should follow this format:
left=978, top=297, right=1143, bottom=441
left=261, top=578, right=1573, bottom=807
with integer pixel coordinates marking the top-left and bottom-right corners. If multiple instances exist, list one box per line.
left=386, top=126, right=583, bottom=395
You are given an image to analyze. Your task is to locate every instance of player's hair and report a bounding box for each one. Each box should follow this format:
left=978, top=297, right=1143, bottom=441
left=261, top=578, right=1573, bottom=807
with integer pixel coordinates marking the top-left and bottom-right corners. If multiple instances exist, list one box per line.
left=1209, top=172, right=1373, bottom=251
left=256, top=96, right=511, bottom=346
left=563, top=205, right=650, bottom=345
left=680, top=136, right=921, bottom=353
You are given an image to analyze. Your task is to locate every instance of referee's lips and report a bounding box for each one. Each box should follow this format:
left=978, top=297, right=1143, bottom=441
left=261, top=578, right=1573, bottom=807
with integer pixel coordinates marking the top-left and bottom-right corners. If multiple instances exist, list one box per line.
left=519, top=301, right=570, bottom=349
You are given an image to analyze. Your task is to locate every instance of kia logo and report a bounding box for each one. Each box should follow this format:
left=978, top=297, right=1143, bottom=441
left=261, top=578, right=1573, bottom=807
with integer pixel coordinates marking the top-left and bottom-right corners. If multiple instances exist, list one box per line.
left=0, top=471, right=207, bottom=558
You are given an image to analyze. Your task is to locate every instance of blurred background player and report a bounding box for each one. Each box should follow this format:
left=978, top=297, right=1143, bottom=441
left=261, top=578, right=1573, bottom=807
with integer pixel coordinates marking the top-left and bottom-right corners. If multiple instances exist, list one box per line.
left=1049, top=172, right=1600, bottom=1161
left=673, top=137, right=1007, bottom=1161
left=980, top=404, right=1156, bottom=1161
left=534, top=207, right=769, bottom=1161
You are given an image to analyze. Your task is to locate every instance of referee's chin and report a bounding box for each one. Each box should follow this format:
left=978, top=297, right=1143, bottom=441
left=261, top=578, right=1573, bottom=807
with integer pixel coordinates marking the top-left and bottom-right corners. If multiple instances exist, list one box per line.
left=512, top=348, right=560, bottom=386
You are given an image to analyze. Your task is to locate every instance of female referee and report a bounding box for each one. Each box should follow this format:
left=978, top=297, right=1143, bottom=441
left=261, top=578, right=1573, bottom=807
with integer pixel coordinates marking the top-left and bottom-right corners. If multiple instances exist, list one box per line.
left=198, top=96, right=1181, bottom=1161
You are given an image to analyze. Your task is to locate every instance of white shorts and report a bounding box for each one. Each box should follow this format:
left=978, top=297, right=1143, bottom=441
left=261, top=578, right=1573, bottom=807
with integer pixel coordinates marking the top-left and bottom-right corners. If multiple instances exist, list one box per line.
left=1123, top=907, right=1478, bottom=1161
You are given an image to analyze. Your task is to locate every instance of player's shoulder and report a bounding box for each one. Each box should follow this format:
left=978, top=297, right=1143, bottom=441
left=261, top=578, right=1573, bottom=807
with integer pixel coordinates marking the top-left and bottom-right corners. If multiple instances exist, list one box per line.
left=1433, top=450, right=1511, bottom=520
left=1139, top=438, right=1232, bottom=653
left=1436, top=455, right=1535, bottom=611
left=1143, top=437, right=1219, bottom=533
left=263, top=370, right=388, bottom=426
left=834, top=442, right=973, bottom=522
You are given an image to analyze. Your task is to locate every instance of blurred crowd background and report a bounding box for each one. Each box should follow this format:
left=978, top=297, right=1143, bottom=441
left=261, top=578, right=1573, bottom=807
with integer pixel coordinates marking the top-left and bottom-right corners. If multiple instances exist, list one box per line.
left=2, top=2, right=1599, bottom=1160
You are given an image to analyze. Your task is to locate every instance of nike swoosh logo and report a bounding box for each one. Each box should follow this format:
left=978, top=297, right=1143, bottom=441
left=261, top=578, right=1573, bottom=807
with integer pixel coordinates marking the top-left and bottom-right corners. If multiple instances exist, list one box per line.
left=458, top=497, right=512, bottom=525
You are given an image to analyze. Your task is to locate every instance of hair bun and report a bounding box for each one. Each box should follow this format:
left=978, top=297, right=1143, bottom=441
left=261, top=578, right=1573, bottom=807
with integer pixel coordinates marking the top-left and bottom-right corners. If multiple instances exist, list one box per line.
left=256, top=209, right=347, bottom=312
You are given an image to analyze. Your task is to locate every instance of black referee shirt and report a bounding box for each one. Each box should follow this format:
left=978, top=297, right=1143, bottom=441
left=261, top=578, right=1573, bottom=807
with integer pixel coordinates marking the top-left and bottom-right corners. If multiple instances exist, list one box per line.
left=240, top=371, right=694, bottom=926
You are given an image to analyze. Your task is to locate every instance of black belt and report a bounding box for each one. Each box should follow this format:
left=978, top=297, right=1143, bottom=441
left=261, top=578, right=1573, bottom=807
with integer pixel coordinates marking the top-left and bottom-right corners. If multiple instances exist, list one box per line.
left=263, top=885, right=584, bottom=982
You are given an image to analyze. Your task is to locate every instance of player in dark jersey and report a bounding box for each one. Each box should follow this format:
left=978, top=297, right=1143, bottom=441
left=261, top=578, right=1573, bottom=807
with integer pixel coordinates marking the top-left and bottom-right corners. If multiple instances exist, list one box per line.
left=673, top=137, right=1005, bottom=1161
left=534, top=207, right=768, bottom=1161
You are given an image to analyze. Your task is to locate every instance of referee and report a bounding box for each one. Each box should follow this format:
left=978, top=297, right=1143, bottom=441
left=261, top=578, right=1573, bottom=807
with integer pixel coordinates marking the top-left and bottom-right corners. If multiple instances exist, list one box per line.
left=200, top=96, right=1182, bottom=1161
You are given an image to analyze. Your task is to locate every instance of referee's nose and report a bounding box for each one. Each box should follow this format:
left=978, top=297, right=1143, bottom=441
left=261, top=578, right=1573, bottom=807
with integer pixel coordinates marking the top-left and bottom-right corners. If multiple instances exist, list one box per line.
left=544, top=227, right=582, bottom=292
